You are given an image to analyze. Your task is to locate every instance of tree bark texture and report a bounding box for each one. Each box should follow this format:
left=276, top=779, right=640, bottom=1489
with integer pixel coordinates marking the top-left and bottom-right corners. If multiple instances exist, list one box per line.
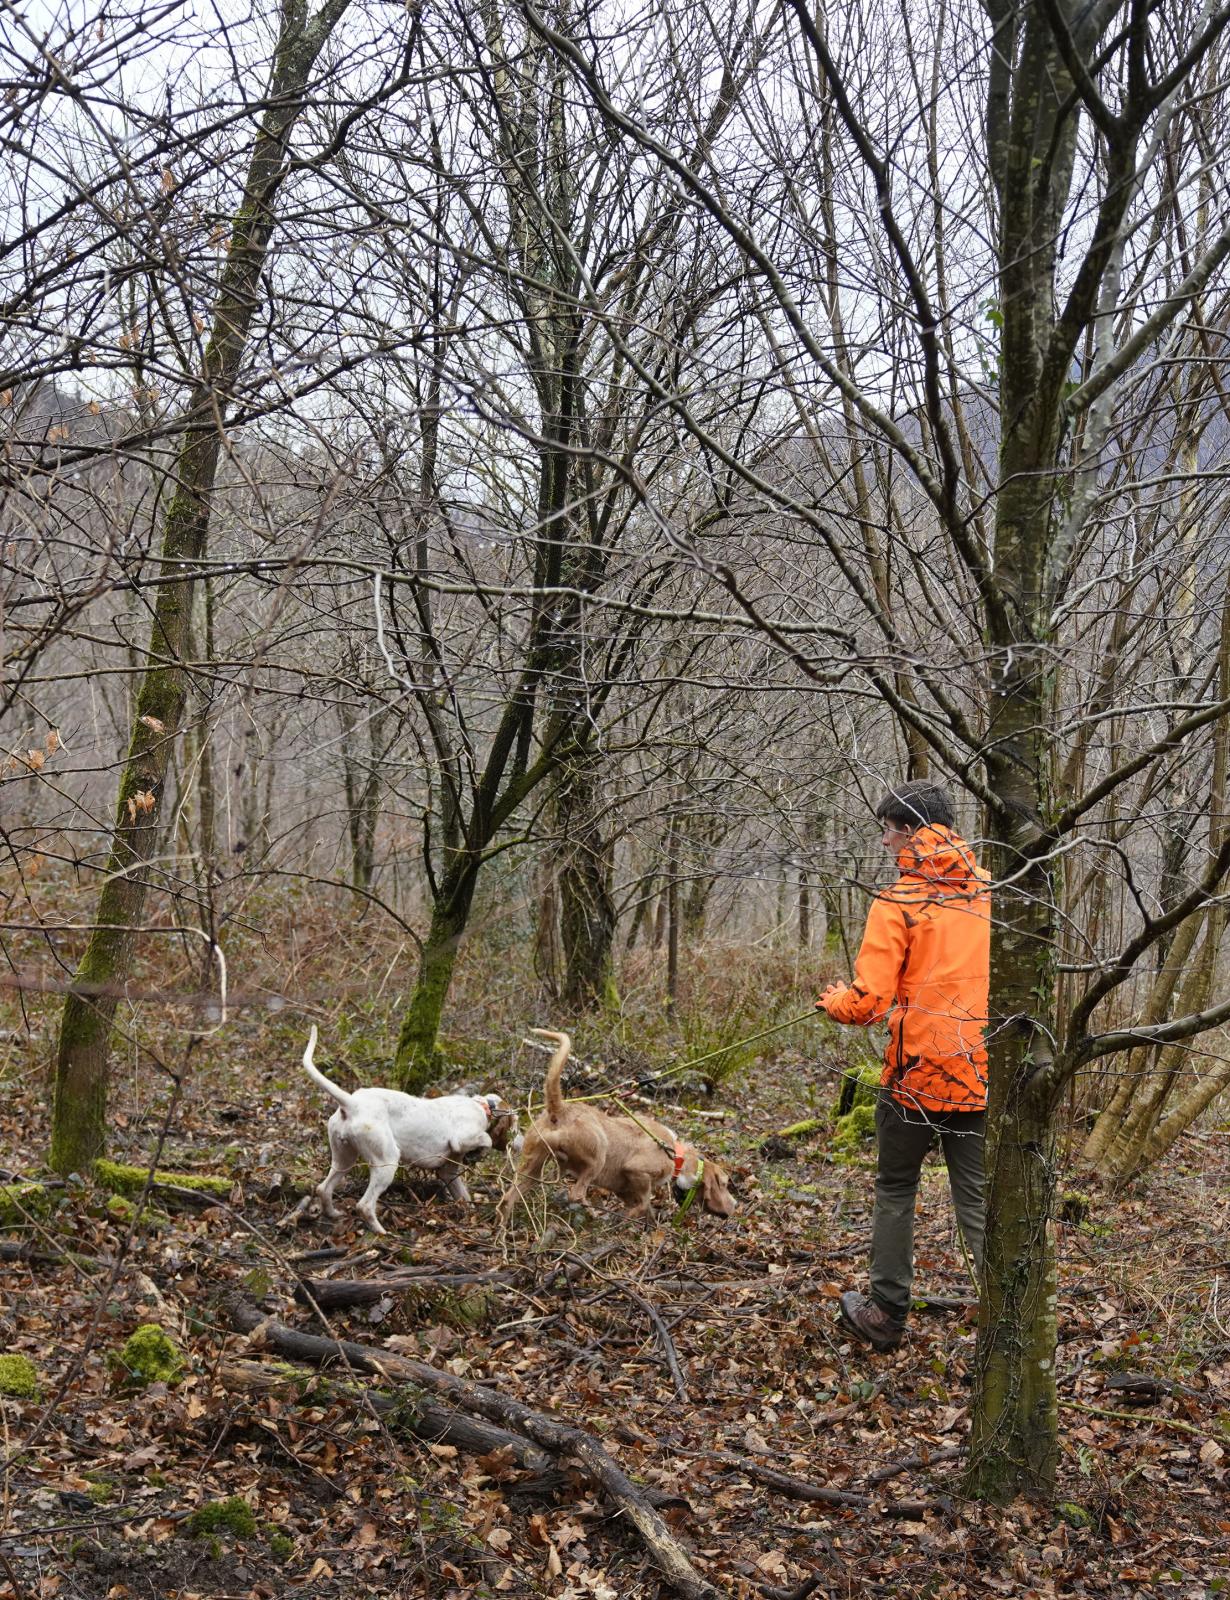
left=966, top=0, right=1081, bottom=1499
left=557, top=757, right=616, bottom=1012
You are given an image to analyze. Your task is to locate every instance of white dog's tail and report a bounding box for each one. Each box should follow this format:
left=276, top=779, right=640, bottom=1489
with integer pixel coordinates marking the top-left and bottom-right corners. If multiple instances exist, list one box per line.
left=302, top=1025, right=354, bottom=1114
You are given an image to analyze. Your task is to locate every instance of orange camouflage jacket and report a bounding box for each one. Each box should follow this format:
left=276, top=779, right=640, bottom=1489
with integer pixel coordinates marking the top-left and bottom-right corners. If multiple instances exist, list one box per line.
left=821, top=824, right=990, bottom=1113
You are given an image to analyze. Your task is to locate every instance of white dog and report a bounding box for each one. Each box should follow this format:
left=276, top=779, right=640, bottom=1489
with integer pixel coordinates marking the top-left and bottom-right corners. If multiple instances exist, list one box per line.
left=301, top=1026, right=517, bottom=1234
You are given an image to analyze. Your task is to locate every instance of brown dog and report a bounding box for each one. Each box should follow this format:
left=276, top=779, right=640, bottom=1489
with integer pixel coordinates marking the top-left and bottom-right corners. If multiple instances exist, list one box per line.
left=498, top=1030, right=737, bottom=1223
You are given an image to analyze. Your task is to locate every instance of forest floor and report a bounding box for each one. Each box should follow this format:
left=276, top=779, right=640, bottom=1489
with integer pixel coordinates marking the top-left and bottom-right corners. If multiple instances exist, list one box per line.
left=2, top=928, right=1229, bottom=1600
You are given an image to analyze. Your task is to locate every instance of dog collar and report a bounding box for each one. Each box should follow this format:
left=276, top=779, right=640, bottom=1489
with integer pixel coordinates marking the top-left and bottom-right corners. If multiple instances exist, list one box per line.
left=475, top=1097, right=492, bottom=1121
left=672, top=1140, right=687, bottom=1179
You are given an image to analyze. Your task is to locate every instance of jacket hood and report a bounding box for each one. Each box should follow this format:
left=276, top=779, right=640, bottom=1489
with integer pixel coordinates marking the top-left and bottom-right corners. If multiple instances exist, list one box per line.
left=895, top=824, right=987, bottom=889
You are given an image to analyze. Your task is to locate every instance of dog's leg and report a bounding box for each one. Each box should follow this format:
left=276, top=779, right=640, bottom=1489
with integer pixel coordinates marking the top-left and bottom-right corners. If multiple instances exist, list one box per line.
left=353, top=1126, right=401, bottom=1235
left=316, top=1129, right=359, bottom=1220
left=497, top=1133, right=551, bottom=1223
left=623, top=1177, right=656, bottom=1218
left=440, top=1158, right=473, bottom=1204
left=564, top=1165, right=596, bottom=1206
left=355, top=1166, right=397, bottom=1235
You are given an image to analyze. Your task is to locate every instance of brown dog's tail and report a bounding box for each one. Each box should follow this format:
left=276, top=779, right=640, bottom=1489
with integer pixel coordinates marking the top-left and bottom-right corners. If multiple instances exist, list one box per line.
left=531, top=1028, right=572, bottom=1122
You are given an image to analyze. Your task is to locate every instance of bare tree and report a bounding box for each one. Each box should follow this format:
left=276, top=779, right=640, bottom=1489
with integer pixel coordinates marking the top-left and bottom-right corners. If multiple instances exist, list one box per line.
left=38, top=0, right=362, bottom=1170
left=522, top=0, right=1230, bottom=1498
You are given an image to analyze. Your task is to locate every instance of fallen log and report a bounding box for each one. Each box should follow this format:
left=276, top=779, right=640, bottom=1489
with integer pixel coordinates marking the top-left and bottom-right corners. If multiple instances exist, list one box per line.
left=862, top=1446, right=964, bottom=1486
left=1102, top=1370, right=1203, bottom=1403
left=214, top=1358, right=552, bottom=1471
left=224, top=1295, right=719, bottom=1600
left=0, top=1241, right=110, bottom=1268
left=295, top=1269, right=518, bottom=1311
left=92, top=1159, right=231, bottom=1210
left=708, top=1452, right=948, bottom=1520
left=215, top=1357, right=687, bottom=1512
left=912, top=1294, right=976, bottom=1314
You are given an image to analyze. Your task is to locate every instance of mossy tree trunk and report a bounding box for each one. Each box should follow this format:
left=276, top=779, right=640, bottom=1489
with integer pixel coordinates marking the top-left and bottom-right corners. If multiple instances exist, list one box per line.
left=966, top=0, right=1094, bottom=1499
left=395, top=856, right=481, bottom=1091
left=49, top=0, right=355, bottom=1174
left=963, top=0, right=1230, bottom=1496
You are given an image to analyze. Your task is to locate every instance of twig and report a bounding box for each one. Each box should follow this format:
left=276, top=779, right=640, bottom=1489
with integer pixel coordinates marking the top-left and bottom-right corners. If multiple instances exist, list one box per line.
left=623, top=1285, right=690, bottom=1402
left=862, top=1446, right=965, bottom=1486
left=709, top=1452, right=870, bottom=1509
left=760, top=1573, right=827, bottom=1600
left=1059, top=1398, right=1211, bottom=1438
left=0, top=1547, right=30, bottom=1600
left=0, top=1503, right=187, bottom=1545
left=707, top=1452, right=946, bottom=1519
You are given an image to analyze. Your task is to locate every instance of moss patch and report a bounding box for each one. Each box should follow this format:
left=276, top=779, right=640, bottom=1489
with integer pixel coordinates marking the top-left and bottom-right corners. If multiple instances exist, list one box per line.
left=93, top=1160, right=230, bottom=1199
left=185, top=1497, right=257, bottom=1539
left=265, top=1526, right=294, bottom=1560
left=833, top=1060, right=882, bottom=1119
left=0, top=1182, right=56, bottom=1228
left=832, top=1102, right=877, bottom=1156
left=114, top=1324, right=184, bottom=1386
left=0, top=1354, right=40, bottom=1399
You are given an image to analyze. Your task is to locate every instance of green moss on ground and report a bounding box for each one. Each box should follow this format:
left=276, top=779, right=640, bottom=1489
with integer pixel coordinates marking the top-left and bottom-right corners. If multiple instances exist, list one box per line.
left=0, top=1354, right=40, bottom=1398
left=831, top=1102, right=877, bottom=1157
left=265, top=1526, right=294, bottom=1560
left=93, top=1160, right=230, bottom=1198
left=773, top=1116, right=827, bottom=1140
left=0, top=1182, right=56, bottom=1227
left=114, top=1324, right=184, bottom=1386
left=185, top=1497, right=257, bottom=1539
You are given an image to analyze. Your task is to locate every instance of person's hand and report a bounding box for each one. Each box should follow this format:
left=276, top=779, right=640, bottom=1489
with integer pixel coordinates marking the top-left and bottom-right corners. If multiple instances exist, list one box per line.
left=816, top=983, right=846, bottom=1015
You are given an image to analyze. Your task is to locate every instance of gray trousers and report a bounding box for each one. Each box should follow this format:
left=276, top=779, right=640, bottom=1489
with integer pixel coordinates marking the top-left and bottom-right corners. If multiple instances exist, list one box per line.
left=870, top=1092, right=986, bottom=1321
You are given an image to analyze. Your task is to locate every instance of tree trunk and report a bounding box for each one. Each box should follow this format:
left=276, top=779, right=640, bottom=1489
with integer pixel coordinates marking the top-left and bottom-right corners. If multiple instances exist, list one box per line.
left=1085, top=581, right=1230, bottom=1181
left=624, top=873, right=656, bottom=950
left=49, top=0, right=354, bottom=1173
left=1082, top=908, right=1205, bottom=1168
left=665, top=820, right=680, bottom=1011
left=963, top=0, right=1092, bottom=1498
left=558, top=761, right=616, bottom=1013
left=393, top=859, right=479, bottom=1091
left=1135, top=1048, right=1230, bottom=1169
left=1100, top=918, right=1218, bottom=1185
left=341, top=700, right=384, bottom=892
left=533, top=855, right=562, bottom=996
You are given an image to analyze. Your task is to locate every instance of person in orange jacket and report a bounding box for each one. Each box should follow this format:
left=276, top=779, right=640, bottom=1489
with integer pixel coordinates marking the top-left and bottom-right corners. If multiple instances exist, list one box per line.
left=818, top=780, right=990, bottom=1350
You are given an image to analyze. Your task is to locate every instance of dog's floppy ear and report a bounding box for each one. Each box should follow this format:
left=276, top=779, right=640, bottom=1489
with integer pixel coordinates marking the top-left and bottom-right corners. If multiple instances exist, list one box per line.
left=701, top=1161, right=737, bottom=1217
left=487, top=1103, right=519, bottom=1150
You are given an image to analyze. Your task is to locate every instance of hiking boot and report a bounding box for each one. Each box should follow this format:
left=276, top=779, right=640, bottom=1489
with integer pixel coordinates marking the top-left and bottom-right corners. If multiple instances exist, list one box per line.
left=838, top=1290, right=905, bottom=1352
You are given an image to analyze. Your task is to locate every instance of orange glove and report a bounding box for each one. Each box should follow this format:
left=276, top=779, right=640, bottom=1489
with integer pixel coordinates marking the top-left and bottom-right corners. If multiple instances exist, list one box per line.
left=816, top=983, right=847, bottom=1016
